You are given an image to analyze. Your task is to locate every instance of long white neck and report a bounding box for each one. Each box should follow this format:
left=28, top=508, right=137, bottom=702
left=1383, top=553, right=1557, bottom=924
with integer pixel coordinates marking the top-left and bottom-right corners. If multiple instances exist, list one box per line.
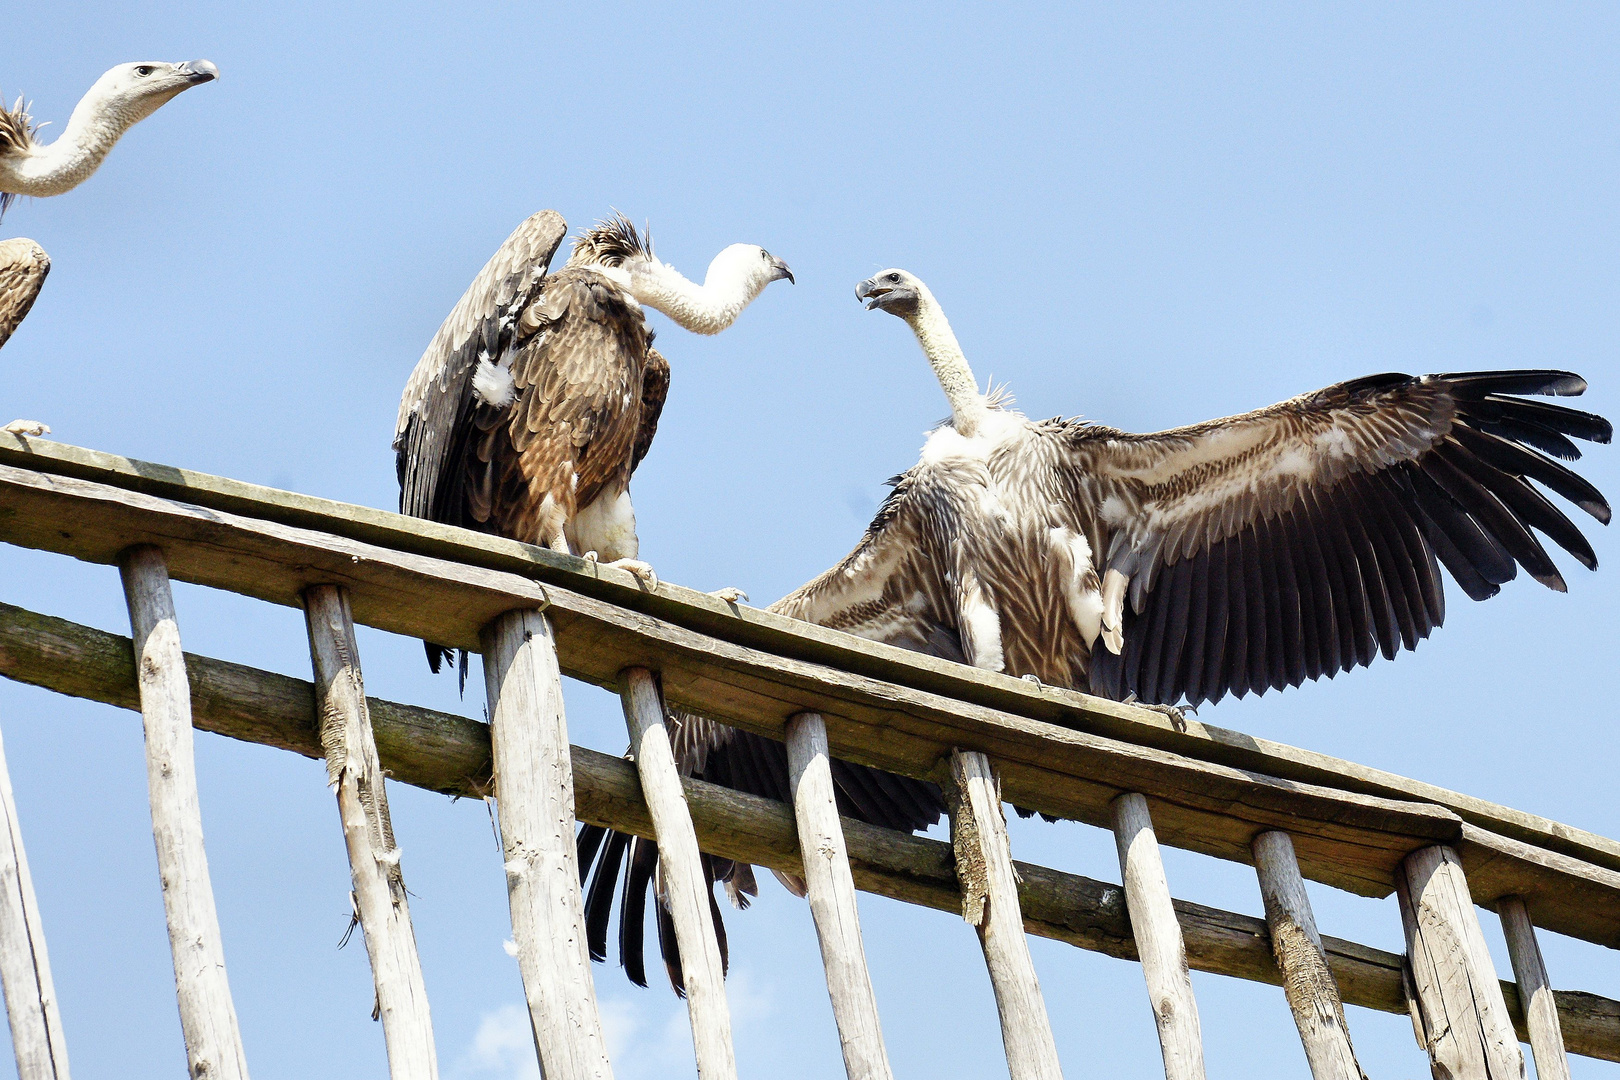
left=906, top=286, right=990, bottom=436
left=626, top=255, right=763, bottom=336
left=0, top=85, right=161, bottom=197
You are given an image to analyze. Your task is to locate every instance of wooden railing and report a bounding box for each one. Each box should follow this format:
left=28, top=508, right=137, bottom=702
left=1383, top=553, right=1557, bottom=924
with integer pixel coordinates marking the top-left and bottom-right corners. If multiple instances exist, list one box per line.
left=0, top=431, right=1617, bottom=1079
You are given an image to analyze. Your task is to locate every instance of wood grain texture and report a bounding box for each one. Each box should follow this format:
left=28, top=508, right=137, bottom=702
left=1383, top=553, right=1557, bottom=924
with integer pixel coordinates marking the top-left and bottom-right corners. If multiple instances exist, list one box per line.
left=785, top=713, right=893, bottom=1080
left=118, top=547, right=250, bottom=1080
left=1251, top=831, right=1364, bottom=1080
left=0, top=720, right=70, bottom=1079
left=1498, top=896, right=1570, bottom=1080
left=481, top=610, right=614, bottom=1080
left=949, top=752, right=1063, bottom=1080
left=304, top=586, right=437, bottom=1079
left=1397, top=845, right=1524, bottom=1080
left=1113, top=793, right=1205, bottom=1080
left=620, top=668, right=736, bottom=1079
left=5, top=601, right=1620, bottom=1062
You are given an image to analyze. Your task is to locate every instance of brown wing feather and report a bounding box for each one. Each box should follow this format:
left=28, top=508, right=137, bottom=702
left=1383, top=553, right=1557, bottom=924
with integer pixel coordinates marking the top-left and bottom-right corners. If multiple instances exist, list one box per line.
left=631, top=346, right=669, bottom=474
left=0, top=239, right=49, bottom=349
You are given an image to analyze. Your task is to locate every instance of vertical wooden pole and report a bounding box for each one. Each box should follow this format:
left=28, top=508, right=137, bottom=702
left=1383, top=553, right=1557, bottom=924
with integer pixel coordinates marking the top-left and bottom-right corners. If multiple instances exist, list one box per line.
left=785, top=713, right=893, bottom=1080
left=0, top=720, right=70, bottom=1080
left=1112, top=792, right=1205, bottom=1080
left=1497, top=896, right=1571, bottom=1080
left=947, top=750, right=1063, bottom=1080
left=118, top=545, right=250, bottom=1080
left=304, top=585, right=438, bottom=1080
left=1250, top=830, right=1364, bottom=1080
left=618, top=667, right=737, bottom=1080
left=480, top=609, right=614, bottom=1080
left=1395, top=844, right=1525, bottom=1080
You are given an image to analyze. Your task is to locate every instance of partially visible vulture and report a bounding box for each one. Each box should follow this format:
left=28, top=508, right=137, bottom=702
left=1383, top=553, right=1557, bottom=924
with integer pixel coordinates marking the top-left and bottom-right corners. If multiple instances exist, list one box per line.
left=0, top=238, right=47, bottom=351
left=1, top=60, right=218, bottom=216
left=395, top=211, right=793, bottom=673
left=578, top=266, right=1610, bottom=994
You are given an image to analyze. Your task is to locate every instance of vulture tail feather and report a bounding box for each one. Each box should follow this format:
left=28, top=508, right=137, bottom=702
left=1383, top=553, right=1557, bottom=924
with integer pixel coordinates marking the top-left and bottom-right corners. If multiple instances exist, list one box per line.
left=583, top=829, right=629, bottom=963
left=619, top=838, right=658, bottom=988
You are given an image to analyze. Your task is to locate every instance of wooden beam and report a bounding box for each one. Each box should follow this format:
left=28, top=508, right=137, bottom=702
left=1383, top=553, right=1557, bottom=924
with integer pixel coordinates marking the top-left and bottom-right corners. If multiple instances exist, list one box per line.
left=303, top=586, right=437, bottom=1079
left=8, top=434, right=1617, bottom=884
left=1498, top=896, right=1570, bottom=1080
left=785, top=713, right=893, bottom=1080
left=480, top=610, right=614, bottom=1080
left=118, top=546, right=250, bottom=1080
left=1251, top=831, right=1363, bottom=1080
left=3, top=603, right=1620, bottom=1064
left=1396, top=845, right=1524, bottom=1080
left=0, top=719, right=70, bottom=1079
left=949, top=751, right=1063, bottom=1080
left=619, top=668, right=736, bottom=1080
left=1113, top=793, right=1205, bottom=1080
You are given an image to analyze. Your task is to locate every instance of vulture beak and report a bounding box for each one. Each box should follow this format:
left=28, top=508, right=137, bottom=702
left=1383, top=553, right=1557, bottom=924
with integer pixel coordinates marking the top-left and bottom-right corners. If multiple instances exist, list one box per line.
left=855, top=278, right=885, bottom=307
left=771, top=256, right=795, bottom=285
left=175, top=60, right=220, bottom=84
left=856, top=274, right=919, bottom=315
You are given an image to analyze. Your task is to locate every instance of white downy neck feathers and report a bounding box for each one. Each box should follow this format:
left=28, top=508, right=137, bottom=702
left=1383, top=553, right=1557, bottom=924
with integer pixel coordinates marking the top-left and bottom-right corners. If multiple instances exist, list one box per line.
left=903, top=281, right=993, bottom=438
left=626, top=243, right=791, bottom=335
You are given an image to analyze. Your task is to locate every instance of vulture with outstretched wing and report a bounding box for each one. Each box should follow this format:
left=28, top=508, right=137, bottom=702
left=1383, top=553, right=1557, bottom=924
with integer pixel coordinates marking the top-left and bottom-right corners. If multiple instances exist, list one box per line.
left=395, top=211, right=792, bottom=674
left=579, top=266, right=1610, bottom=994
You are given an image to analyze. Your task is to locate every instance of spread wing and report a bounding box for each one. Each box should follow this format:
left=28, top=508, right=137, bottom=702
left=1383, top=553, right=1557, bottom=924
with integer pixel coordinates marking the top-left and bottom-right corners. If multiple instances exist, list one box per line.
left=1077, top=370, right=1612, bottom=705
left=0, top=239, right=49, bottom=350
left=394, top=210, right=566, bottom=521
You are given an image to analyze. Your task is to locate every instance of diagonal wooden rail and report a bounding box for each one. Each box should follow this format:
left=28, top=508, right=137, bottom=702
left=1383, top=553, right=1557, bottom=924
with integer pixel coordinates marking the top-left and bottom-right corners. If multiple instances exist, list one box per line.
left=2, top=602, right=1618, bottom=1064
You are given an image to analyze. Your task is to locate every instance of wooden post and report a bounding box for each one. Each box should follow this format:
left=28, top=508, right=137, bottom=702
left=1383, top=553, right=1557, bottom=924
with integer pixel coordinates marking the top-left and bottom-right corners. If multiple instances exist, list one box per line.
left=948, top=750, right=1063, bottom=1080
left=304, top=585, right=438, bottom=1080
left=1112, top=792, right=1205, bottom=1080
left=1251, top=830, right=1364, bottom=1080
left=1498, top=896, right=1571, bottom=1080
left=618, top=667, right=736, bottom=1080
left=480, top=609, right=614, bottom=1080
left=1395, top=844, right=1525, bottom=1080
left=0, top=720, right=70, bottom=1079
left=785, top=713, right=893, bottom=1080
left=118, top=545, right=250, bottom=1080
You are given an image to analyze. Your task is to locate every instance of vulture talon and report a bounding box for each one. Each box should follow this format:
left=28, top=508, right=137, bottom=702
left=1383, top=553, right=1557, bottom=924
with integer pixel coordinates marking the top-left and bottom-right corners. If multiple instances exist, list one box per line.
left=3, top=419, right=49, bottom=437
left=604, top=558, right=658, bottom=591
left=709, top=587, right=749, bottom=605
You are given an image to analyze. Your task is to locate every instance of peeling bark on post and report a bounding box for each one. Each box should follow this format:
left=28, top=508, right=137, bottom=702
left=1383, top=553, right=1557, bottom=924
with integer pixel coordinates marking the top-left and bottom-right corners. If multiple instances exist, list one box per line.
left=118, top=545, right=250, bottom=1080
left=786, top=712, right=893, bottom=1080
left=1251, top=830, right=1364, bottom=1080
left=619, top=666, right=736, bottom=1080
left=481, top=609, right=614, bottom=1080
left=1498, top=896, right=1571, bottom=1080
left=1113, top=792, right=1205, bottom=1080
left=1396, top=844, right=1525, bottom=1080
left=0, top=720, right=70, bottom=1079
left=304, top=585, right=438, bottom=1080
left=948, top=751, right=1063, bottom=1080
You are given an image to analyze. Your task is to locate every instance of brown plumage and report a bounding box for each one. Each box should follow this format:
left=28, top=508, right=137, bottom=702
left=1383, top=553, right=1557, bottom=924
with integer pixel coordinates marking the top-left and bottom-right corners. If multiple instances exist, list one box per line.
left=0, top=238, right=48, bottom=349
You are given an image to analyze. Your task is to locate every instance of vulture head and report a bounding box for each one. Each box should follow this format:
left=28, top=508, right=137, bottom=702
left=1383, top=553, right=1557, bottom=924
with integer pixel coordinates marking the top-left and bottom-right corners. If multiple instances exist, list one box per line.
left=707, top=242, right=794, bottom=292
left=79, top=61, right=219, bottom=128
left=856, top=269, right=924, bottom=318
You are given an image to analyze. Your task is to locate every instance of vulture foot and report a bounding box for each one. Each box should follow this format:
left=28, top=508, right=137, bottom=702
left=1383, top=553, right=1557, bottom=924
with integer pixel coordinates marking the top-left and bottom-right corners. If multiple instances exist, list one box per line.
left=708, top=587, right=749, bottom=605
left=583, top=552, right=659, bottom=591
left=1122, top=693, right=1195, bottom=732
left=3, top=420, right=50, bottom=438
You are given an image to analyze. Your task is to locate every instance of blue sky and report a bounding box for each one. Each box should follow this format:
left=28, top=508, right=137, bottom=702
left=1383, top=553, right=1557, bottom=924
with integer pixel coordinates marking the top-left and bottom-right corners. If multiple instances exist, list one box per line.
left=2, top=3, right=1617, bottom=1077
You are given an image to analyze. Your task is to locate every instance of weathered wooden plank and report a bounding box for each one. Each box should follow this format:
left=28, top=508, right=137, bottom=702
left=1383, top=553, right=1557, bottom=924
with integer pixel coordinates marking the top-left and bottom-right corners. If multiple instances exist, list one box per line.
left=1113, top=793, right=1205, bottom=1080
left=1251, top=831, right=1363, bottom=1080
left=0, top=719, right=70, bottom=1079
left=949, top=752, right=1063, bottom=1080
left=4, top=603, right=1620, bottom=1063
left=7, top=434, right=1617, bottom=883
left=304, top=586, right=437, bottom=1079
left=619, top=668, right=735, bottom=1080
left=0, top=464, right=1478, bottom=904
left=785, top=713, right=893, bottom=1080
left=1397, top=845, right=1524, bottom=1080
left=1498, top=896, right=1571, bottom=1080
left=118, top=546, right=251, bottom=1080
left=481, top=610, right=614, bottom=1080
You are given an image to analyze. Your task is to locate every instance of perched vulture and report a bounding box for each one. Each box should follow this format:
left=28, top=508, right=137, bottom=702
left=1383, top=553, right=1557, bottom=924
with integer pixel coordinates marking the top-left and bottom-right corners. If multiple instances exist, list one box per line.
left=394, top=211, right=792, bottom=673
left=579, top=266, right=1610, bottom=994
left=1, top=60, right=218, bottom=217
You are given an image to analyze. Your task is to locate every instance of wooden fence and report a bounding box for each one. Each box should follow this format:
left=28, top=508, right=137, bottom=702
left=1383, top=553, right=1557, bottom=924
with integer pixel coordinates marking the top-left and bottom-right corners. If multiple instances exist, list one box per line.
left=0, top=430, right=1617, bottom=1079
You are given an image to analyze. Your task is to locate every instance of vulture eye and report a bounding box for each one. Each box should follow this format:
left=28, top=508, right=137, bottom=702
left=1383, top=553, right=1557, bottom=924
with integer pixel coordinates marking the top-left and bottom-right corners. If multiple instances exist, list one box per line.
left=135, top=66, right=155, bottom=77
left=760, top=250, right=771, bottom=261
left=886, top=273, right=901, bottom=283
